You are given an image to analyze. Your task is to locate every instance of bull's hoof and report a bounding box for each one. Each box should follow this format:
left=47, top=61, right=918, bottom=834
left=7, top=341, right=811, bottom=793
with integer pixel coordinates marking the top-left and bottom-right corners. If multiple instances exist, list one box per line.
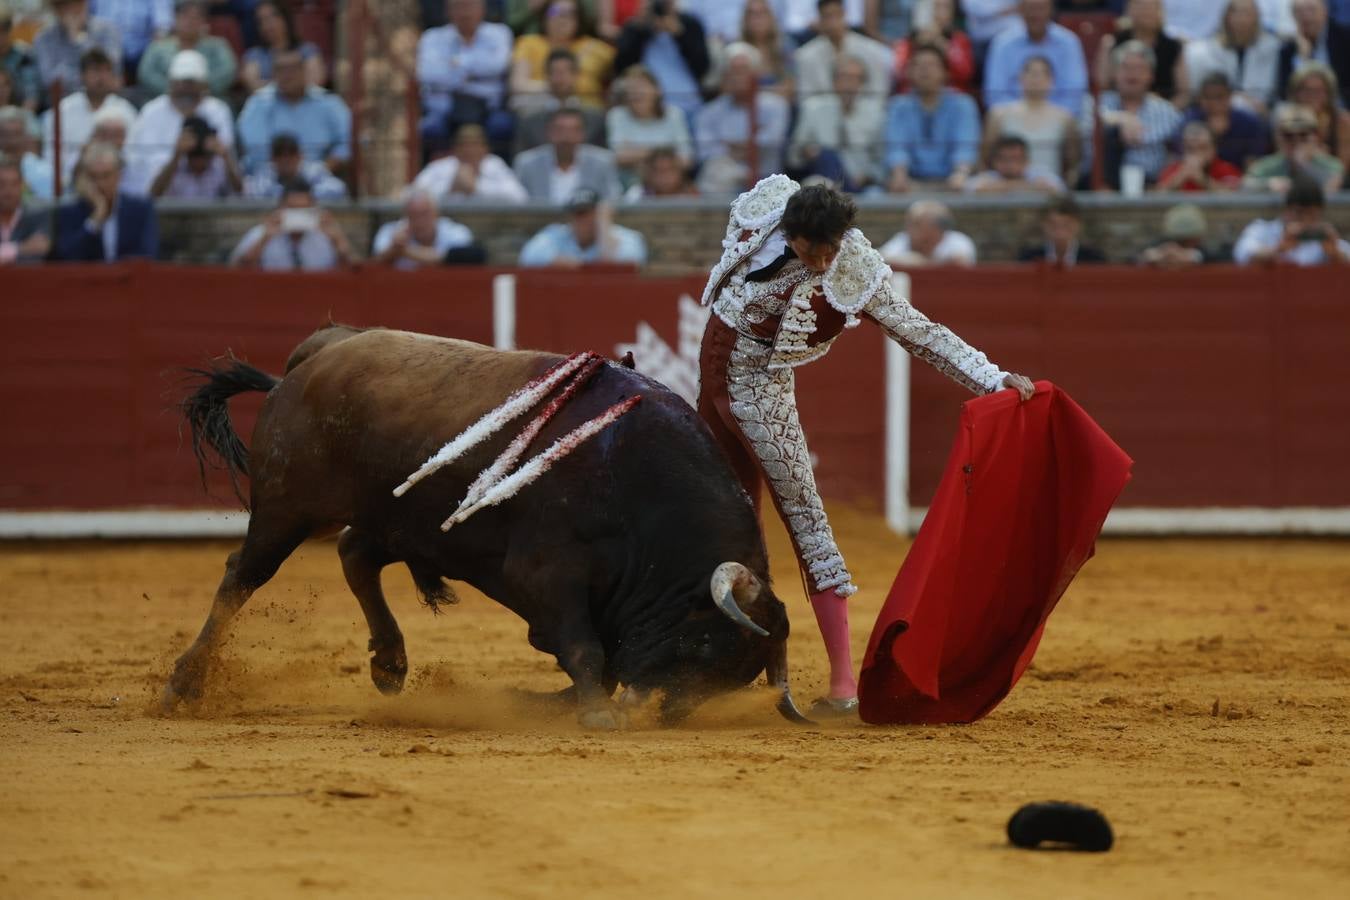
left=369, top=642, right=407, bottom=695
left=578, top=706, right=626, bottom=731
left=160, top=675, right=203, bottom=715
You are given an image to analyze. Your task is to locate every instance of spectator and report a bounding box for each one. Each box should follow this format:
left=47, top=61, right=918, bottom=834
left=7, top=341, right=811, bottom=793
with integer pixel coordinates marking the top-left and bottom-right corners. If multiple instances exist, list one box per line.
left=1181, top=71, right=1271, bottom=170
left=966, top=134, right=1066, bottom=193
left=794, top=0, right=890, bottom=101
left=892, top=0, right=974, bottom=94
left=372, top=188, right=484, bottom=270
left=417, top=0, right=513, bottom=149
left=237, top=48, right=350, bottom=175
left=623, top=144, right=697, bottom=198
left=1, top=1, right=41, bottom=110
left=1183, top=0, right=1282, bottom=116
left=963, top=0, right=1024, bottom=56
left=240, top=1, right=326, bottom=94
left=42, top=47, right=135, bottom=184
left=508, top=0, right=603, bottom=36
left=514, top=106, right=621, bottom=201
left=878, top=200, right=977, bottom=267
left=1329, top=0, right=1350, bottom=104
left=148, top=114, right=241, bottom=198
left=681, top=0, right=749, bottom=44
left=883, top=42, right=980, bottom=192
left=1288, top=63, right=1350, bottom=169
left=33, top=0, right=121, bottom=92
left=1155, top=121, right=1243, bottom=191
left=512, top=49, right=606, bottom=152
left=1095, top=0, right=1185, bottom=102
left=86, top=100, right=130, bottom=149
left=1234, top=170, right=1349, bottom=264
left=243, top=132, right=348, bottom=201
left=693, top=42, right=790, bottom=194
left=1137, top=202, right=1217, bottom=267
left=1018, top=194, right=1106, bottom=265
left=412, top=122, right=529, bottom=202
left=612, top=1, right=711, bottom=120
left=982, top=56, right=1079, bottom=185
left=1080, top=40, right=1183, bottom=189
left=865, top=0, right=921, bottom=43
left=510, top=0, right=614, bottom=111
left=779, top=0, right=868, bottom=42
left=518, top=187, right=647, bottom=266
left=0, top=153, right=49, bottom=262
left=738, top=0, right=795, bottom=100
left=91, top=0, right=171, bottom=77
left=52, top=141, right=157, bottom=261
left=1244, top=102, right=1345, bottom=192
left=982, top=0, right=1089, bottom=112
left=1277, top=0, right=1333, bottom=99
left=787, top=53, right=885, bottom=190
left=0, top=104, right=50, bottom=197
left=123, top=49, right=233, bottom=194
left=137, top=1, right=236, bottom=98
left=1161, top=0, right=1223, bottom=42
left=0, top=66, right=13, bottom=109
left=231, top=177, right=355, bottom=271
left=606, top=63, right=692, bottom=186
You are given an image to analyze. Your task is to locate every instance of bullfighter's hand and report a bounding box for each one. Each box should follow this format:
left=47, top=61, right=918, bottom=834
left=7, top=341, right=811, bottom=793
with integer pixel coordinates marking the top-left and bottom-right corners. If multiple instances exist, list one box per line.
left=1003, top=373, right=1035, bottom=401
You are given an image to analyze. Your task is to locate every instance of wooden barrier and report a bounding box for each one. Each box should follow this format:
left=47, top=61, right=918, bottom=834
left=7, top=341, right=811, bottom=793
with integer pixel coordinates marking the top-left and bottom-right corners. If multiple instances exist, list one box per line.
left=2, top=263, right=1347, bottom=520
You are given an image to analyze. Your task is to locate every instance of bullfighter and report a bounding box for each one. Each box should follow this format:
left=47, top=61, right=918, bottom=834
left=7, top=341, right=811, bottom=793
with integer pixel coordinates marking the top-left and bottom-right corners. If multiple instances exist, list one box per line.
left=697, top=177, right=1035, bottom=715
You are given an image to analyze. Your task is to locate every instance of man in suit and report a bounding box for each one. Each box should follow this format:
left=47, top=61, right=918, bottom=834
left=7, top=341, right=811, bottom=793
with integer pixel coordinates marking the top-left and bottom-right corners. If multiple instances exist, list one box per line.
left=513, top=107, right=621, bottom=204
left=0, top=154, right=49, bottom=264
left=1017, top=194, right=1105, bottom=267
left=52, top=141, right=158, bottom=262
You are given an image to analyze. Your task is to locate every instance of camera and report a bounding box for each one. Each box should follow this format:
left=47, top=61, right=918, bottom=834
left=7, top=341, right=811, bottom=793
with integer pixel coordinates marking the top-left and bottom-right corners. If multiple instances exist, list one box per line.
left=1296, top=225, right=1329, bottom=242
left=649, top=0, right=671, bottom=18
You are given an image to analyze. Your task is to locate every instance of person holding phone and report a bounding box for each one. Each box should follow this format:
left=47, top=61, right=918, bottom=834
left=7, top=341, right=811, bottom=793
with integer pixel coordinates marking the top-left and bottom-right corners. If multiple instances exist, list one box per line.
left=52, top=140, right=158, bottom=262
left=148, top=115, right=242, bottom=199
left=1233, top=169, right=1350, bottom=266
left=230, top=176, right=356, bottom=271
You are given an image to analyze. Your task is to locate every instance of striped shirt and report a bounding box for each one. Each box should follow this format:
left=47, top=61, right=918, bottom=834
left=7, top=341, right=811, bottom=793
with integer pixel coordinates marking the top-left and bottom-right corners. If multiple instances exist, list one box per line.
left=1079, top=92, right=1183, bottom=181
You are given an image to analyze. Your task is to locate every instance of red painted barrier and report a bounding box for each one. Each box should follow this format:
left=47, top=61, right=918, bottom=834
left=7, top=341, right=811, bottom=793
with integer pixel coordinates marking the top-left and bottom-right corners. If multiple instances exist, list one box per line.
left=2, top=263, right=1347, bottom=513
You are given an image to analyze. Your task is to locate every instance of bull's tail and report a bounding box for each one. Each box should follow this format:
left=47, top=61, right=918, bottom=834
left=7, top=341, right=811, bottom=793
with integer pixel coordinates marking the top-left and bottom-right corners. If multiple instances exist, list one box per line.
left=180, top=358, right=280, bottom=507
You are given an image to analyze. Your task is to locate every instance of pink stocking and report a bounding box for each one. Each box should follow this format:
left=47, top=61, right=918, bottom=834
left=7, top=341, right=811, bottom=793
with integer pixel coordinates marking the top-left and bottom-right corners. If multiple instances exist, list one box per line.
left=810, top=590, right=857, bottom=700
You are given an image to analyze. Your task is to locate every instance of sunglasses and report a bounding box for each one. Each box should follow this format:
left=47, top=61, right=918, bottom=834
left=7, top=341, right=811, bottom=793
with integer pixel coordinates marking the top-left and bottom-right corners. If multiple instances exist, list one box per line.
left=1279, top=130, right=1314, bottom=141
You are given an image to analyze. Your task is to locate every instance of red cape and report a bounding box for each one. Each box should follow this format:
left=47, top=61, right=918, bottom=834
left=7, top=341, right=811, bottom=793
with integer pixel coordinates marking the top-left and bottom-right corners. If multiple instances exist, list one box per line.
left=858, top=382, right=1132, bottom=725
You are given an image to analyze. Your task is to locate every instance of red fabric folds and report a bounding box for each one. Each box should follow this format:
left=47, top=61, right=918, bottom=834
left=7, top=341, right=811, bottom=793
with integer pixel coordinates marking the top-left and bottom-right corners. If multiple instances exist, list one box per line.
left=858, top=382, right=1133, bottom=725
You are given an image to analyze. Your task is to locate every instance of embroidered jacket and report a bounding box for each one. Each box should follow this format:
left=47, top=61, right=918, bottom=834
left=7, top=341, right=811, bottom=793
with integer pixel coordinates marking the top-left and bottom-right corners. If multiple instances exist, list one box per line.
left=700, top=175, right=1008, bottom=393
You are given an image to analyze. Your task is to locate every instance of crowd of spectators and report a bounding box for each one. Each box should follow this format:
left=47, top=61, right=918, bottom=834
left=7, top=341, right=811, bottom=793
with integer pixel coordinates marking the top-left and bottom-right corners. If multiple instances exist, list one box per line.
left=1, top=0, right=1348, bottom=271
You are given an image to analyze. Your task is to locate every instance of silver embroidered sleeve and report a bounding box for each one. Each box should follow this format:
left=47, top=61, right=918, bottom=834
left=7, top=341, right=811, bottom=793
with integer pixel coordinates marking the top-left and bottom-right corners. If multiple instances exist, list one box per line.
left=863, top=279, right=1007, bottom=395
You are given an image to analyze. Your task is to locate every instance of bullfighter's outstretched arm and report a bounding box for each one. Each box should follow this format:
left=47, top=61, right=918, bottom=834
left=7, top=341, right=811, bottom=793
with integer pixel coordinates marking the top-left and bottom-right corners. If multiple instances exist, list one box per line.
left=862, top=277, right=1010, bottom=396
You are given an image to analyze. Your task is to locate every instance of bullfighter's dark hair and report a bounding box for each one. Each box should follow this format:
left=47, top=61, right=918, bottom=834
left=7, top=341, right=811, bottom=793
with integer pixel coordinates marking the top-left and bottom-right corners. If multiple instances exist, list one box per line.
left=780, top=184, right=856, bottom=246
left=180, top=357, right=280, bottom=507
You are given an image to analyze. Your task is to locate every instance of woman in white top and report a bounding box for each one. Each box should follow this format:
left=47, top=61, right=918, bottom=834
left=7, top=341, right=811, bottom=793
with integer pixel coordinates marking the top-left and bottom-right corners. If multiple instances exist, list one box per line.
left=1182, top=0, right=1283, bottom=116
left=982, top=56, right=1080, bottom=187
left=604, top=65, right=693, bottom=187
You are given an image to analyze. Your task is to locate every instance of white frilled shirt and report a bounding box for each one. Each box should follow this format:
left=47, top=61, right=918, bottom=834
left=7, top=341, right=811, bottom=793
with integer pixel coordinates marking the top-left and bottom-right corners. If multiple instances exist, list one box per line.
left=701, top=175, right=1008, bottom=394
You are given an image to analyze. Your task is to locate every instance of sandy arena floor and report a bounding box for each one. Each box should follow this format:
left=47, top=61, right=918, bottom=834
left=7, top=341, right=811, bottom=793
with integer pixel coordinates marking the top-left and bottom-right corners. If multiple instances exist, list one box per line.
left=2, top=509, right=1348, bottom=899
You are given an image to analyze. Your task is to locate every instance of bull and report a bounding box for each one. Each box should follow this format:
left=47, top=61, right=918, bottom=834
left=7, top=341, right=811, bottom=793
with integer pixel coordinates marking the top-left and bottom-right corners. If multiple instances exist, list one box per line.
left=165, top=325, right=811, bottom=727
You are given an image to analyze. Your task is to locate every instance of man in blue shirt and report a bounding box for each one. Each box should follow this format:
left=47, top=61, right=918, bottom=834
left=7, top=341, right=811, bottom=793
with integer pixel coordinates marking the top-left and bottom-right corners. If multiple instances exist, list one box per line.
left=237, top=48, right=351, bottom=175
left=416, top=0, right=513, bottom=146
left=613, top=4, right=711, bottom=121
left=90, top=0, right=172, bottom=76
left=519, top=188, right=647, bottom=267
left=982, top=0, right=1088, bottom=112
left=884, top=43, right=980, bottom=192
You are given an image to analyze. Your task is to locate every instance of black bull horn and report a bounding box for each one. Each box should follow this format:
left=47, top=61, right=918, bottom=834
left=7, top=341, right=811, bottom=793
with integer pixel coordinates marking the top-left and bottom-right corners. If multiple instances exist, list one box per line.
left=709, top=563, right=812, bottom=724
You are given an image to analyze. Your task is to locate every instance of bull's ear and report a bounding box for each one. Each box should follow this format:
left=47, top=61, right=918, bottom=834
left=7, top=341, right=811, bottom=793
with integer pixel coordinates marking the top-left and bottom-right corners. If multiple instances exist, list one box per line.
left=710, top=562, right=770, bottom=637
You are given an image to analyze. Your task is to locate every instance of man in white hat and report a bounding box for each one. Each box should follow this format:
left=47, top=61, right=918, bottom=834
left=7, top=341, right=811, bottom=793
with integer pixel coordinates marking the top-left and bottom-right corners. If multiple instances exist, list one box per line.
left=123, top=47, right=233, bottom=195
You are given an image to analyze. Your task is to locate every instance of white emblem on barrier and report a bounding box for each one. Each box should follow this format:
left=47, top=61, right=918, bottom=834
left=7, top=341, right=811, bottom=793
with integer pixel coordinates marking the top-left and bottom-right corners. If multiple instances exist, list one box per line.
left=614, top=294, right=711, bottom=407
